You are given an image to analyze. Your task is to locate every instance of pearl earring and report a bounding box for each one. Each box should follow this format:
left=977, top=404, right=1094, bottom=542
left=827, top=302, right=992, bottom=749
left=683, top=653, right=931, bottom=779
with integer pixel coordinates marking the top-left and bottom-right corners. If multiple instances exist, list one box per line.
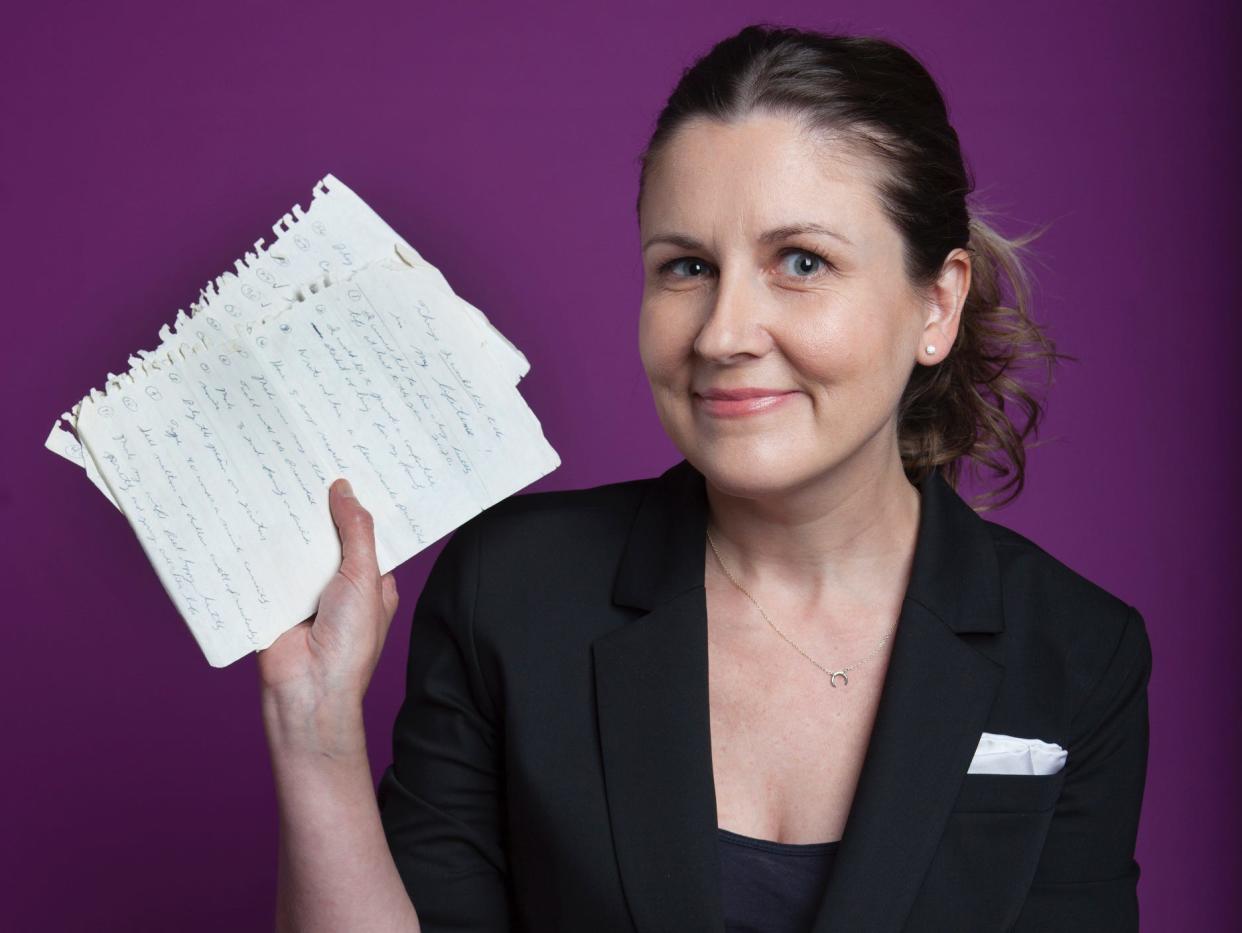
left=925, top=345, right=937, bottom=355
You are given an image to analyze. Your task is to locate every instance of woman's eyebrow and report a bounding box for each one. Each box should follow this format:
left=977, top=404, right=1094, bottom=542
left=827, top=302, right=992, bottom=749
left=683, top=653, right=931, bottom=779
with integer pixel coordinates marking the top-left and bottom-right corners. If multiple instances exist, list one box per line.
left=758, top=222, right=853, bottom=246
left=642, top=222, right=853, bottom=253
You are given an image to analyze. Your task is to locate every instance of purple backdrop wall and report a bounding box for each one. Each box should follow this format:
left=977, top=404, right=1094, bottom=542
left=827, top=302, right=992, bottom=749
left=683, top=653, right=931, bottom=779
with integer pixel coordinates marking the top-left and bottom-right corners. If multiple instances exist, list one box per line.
left=5, top=1, right=1238, bottom=929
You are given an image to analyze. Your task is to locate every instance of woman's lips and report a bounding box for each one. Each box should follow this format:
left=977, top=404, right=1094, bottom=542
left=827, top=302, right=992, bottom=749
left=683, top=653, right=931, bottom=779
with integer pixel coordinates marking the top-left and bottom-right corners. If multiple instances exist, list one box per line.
left=693, top=390, right=799, bottom=417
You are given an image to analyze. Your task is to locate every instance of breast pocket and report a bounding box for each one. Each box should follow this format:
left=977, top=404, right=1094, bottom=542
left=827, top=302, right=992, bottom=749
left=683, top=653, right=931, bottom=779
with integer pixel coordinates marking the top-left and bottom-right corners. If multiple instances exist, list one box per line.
left=905, top=769, right=1069, bottom=931
left=951, top=767, right=1067, bottom=813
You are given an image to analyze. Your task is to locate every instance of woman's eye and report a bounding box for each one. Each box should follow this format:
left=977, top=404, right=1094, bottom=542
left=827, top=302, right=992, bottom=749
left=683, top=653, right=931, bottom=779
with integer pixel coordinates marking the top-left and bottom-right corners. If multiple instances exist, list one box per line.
left=658, top=257, right=713, bottom=279
left=780, top=248, right=833, bottom=278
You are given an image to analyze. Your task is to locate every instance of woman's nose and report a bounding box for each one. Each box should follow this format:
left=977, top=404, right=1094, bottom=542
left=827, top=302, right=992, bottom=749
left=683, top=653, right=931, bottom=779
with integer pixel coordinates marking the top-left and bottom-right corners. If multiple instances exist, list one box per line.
left=692, top=268, right=774, bottom=363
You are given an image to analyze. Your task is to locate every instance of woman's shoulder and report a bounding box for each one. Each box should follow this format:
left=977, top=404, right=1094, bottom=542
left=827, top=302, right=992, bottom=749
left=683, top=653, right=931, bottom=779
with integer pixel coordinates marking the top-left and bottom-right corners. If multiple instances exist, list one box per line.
left=983, top=518, right=1132, bottom=614
left=980, top=517, right=1150, bottom=694
left=420, top=473, right=661, bottom=659
left=437, top=471, right=655, bottom=583
left=471, top=471, right=652, bottom=540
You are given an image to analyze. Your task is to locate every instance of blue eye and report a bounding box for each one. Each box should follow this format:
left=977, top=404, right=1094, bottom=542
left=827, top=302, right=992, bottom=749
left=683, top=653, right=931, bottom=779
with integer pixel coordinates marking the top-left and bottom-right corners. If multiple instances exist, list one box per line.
left=780, top=249, right=833, bottom=277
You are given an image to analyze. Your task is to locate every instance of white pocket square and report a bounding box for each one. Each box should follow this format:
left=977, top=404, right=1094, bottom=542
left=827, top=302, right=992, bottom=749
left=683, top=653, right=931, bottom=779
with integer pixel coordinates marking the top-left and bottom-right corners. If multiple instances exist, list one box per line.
left=968, top=732, right=1067, bottom=775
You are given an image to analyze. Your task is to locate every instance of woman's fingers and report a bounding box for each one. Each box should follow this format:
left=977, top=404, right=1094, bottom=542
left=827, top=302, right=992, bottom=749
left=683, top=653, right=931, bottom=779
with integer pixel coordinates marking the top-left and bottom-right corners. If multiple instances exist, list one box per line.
left=329, top=479, right=379, bottom=582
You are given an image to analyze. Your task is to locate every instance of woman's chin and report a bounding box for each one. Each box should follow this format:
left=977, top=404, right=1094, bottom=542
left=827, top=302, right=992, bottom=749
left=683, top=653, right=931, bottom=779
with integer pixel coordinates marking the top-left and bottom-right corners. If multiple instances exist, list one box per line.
left=686, top=443, right=823, bottom=499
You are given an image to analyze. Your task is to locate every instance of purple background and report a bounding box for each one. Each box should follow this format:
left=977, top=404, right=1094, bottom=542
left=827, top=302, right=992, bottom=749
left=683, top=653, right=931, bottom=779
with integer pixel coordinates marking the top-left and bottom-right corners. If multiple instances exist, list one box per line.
left=5, top=1, right=1238, bottom=929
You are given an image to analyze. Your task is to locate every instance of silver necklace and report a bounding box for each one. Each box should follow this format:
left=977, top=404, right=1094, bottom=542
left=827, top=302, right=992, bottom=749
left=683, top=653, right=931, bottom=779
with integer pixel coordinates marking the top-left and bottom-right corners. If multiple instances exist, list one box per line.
left=706, top=527, right=896, bottom=688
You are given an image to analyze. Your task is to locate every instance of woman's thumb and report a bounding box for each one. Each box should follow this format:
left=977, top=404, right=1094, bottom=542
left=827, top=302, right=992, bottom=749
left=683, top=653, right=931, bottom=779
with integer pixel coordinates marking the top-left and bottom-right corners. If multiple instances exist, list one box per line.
left=329, top=478, right=378, bottom=572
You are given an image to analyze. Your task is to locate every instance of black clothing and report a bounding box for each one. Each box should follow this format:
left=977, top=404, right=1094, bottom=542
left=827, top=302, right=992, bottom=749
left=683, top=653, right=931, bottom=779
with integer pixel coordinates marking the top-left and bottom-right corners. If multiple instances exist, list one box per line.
left=718, top=826, right=841, bottom=933
left=377, top=458, right=1152, bottom=932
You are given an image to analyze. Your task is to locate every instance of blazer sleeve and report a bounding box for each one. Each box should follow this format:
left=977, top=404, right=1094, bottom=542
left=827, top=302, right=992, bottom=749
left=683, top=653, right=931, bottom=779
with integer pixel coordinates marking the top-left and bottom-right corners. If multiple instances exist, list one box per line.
left=376, top=517, right=512, bottom=931
left=1012, top=604, right=1153, bottom=932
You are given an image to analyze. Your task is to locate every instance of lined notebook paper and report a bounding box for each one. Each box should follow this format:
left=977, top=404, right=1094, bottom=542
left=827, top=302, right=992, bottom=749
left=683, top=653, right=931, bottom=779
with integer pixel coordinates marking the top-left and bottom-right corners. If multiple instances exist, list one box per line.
left=45, top=175, right=561, bottom=667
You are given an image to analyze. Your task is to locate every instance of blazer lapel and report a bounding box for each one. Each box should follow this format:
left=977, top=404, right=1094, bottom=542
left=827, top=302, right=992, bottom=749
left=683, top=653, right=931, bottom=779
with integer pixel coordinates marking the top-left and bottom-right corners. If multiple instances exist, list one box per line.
left=808, top=522, right=1005, bottom=931
left=593, top=458, right=1007, bottom=933
left=594, top=459, right=721, bottom=933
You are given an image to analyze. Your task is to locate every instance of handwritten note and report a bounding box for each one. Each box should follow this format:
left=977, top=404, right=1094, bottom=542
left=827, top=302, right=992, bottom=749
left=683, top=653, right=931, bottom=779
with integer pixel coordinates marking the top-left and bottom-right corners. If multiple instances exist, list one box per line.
left=45, top=174, right=531, bottom=503
left=47, top=176, right=560, bottom=667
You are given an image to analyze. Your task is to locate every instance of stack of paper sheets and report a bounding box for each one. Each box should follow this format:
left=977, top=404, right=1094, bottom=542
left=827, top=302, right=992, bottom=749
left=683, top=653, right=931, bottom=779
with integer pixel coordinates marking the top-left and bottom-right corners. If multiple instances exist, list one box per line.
left=45, top=174, right=561, bottom=667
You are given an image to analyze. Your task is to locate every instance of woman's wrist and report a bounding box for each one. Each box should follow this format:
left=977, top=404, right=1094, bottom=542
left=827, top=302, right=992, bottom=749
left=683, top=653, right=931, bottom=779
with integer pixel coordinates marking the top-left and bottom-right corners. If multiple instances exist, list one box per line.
left=262, top=685, right=369, bottom=763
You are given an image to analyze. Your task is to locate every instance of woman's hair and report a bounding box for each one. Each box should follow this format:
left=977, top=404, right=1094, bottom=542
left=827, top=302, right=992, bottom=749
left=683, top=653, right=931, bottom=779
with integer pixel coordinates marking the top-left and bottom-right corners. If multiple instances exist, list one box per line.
left=635, top=24, right=1073, bottom=510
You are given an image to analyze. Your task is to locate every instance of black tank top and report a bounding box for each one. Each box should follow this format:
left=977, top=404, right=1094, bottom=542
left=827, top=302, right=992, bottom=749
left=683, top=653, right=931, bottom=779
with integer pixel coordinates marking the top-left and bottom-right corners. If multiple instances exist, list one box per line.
left=717, top=826, right=841, bottom=933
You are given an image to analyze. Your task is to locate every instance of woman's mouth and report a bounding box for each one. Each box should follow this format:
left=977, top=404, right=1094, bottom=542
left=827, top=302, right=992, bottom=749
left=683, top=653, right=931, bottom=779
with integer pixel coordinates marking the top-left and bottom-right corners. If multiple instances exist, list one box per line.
left=693, top=388, right=800, bottom=418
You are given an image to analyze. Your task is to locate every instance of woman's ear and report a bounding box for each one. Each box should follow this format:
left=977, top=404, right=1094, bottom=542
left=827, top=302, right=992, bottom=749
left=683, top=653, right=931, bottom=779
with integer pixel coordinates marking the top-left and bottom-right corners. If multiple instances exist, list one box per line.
left=919, top=247, right=971, bottom=361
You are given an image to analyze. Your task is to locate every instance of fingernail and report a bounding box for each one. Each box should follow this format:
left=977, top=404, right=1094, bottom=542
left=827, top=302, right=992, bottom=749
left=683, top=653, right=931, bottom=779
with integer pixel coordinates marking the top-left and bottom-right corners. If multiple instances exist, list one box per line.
left=338, top=479, right=355, bottom=498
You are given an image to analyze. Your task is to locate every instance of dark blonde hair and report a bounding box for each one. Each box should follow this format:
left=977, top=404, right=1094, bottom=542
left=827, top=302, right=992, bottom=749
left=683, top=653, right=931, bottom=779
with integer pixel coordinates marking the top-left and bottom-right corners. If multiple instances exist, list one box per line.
left=635, top=25, right=1072, bottom=510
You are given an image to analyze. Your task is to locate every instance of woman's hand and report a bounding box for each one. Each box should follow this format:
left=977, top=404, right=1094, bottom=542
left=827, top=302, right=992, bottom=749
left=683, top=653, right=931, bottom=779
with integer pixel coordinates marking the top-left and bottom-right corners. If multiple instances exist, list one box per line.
left=257, top=480, right=421, bottom=932
left=256, top=478, right=400, bottom=710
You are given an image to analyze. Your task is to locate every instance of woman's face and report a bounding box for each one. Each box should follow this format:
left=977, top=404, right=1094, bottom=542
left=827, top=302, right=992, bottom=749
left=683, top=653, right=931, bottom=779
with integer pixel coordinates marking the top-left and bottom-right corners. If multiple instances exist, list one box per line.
left=637, top=112, right=966, bottom=498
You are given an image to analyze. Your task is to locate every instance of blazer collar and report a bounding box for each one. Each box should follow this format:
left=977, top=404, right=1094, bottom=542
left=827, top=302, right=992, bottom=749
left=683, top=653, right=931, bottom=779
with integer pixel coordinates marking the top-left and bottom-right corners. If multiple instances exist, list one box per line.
left=595, top=458, right=1007, bottom=932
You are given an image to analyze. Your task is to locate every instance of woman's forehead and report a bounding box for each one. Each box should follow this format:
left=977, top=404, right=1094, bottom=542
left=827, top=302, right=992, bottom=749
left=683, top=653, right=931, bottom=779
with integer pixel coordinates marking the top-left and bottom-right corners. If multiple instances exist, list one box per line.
left=640, top=114, right=887, bottom=245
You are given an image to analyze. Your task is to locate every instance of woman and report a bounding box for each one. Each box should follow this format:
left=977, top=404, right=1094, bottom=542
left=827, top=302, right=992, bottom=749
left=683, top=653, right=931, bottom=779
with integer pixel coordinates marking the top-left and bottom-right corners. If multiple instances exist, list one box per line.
left=257, top=25, right=1152, bottom=933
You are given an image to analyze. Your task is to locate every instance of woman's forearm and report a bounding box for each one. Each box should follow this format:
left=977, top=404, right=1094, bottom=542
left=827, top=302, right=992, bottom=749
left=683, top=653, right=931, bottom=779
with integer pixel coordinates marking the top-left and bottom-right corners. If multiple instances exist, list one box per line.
left=262, top=690, right=420, bottom=933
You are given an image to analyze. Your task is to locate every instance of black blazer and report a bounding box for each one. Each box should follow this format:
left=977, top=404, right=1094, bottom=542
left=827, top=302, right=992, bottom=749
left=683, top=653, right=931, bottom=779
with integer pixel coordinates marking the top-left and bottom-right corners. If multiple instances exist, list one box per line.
left=377, top=458, right=1152, bottom=932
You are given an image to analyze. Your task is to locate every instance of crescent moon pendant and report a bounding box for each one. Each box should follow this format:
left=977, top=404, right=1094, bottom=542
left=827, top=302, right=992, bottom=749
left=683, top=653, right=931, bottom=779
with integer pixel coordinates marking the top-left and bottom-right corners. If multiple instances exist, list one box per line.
left=829, top=670, right=849, bottom=688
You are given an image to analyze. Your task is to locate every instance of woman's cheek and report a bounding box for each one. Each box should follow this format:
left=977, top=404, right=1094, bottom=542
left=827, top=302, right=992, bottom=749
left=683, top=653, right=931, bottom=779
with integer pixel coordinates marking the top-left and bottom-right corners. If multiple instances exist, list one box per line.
left=641, top=320, right=692, bottom=387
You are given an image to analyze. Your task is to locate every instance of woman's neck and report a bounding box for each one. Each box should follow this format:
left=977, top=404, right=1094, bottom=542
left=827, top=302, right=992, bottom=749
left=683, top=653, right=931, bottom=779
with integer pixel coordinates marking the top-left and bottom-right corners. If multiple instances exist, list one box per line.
left=703, top=454, right=922, bottom=615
